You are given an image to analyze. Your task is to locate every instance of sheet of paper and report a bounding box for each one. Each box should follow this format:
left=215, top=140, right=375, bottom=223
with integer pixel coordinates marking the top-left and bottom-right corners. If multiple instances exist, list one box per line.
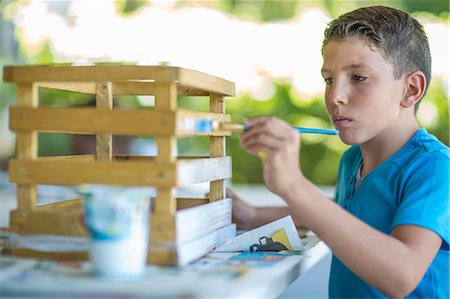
left=214, top=216, right=303, bottom=252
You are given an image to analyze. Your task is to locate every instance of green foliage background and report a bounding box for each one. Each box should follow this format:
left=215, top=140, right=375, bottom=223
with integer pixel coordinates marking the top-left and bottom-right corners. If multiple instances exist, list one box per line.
left=0, top=0, right=448, bottom=185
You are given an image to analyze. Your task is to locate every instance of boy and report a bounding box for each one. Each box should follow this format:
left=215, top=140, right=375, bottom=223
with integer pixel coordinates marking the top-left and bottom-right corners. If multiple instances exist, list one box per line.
left=233, top=6, right=449, bottom=298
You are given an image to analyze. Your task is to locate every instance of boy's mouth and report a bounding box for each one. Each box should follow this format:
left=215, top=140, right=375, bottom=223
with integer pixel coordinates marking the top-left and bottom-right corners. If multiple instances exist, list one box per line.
left=333, top=115, right=352, bottom=127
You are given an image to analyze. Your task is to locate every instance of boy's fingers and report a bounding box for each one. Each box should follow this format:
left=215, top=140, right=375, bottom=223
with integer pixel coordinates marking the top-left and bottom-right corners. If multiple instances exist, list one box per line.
left=246, top=145, right=275, bottom=160
left=244, top=116, right=283, bottom=135
left=243, top=115, right=272, bottom=126
left=240, top=133, right=280, bottom=150
left=243, top=117, right=293, bottom=141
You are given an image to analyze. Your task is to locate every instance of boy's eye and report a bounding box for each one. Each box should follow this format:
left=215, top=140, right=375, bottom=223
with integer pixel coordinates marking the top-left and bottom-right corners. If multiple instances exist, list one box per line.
left=324, top=78, right=333, bottom=85
left=352, top=75, right=367, bottom=82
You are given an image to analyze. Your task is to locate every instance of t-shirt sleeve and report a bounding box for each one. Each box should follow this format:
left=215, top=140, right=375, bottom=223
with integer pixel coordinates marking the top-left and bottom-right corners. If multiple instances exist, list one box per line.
left=392, top=151, right=449, bottom=249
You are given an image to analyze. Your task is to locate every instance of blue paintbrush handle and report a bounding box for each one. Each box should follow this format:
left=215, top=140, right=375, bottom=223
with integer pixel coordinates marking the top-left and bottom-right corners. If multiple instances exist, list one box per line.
left=199, top=120, right=339, bottom=135
left=293, top=127, right=339, bottom=135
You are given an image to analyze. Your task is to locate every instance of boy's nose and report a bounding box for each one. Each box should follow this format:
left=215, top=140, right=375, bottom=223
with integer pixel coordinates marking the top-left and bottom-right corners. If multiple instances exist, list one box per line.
left=327, top=83, right=348, bottom=106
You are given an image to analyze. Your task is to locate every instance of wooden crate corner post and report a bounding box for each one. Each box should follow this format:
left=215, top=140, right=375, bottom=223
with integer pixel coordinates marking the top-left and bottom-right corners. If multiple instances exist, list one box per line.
left=15, top=83, right=39, bottom=211
left=95, top=81, right=113, bottom=161
left=148, top=82, right=178, bottom=265
left=209, top=93, right=226, bottom=201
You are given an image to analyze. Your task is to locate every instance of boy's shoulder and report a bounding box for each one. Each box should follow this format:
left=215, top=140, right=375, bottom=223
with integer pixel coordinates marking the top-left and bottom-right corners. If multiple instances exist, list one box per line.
left=394, top=129, right=449, bottom=174
left=410, top=129, right=449, bottom=159
left=340, top=129, right=449, bottom=167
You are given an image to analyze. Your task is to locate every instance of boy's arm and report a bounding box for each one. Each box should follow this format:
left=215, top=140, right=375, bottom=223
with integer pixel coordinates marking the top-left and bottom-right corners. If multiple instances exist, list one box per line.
left=240, top=116, right=443, bottom=298
left=227, top=189, right=304, bottom=229
left=285, top=176, right=442, bottom=299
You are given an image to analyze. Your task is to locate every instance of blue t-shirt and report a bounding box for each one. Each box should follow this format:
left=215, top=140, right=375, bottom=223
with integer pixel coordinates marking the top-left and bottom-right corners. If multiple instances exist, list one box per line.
left=329, top=129, right=450, bottom=298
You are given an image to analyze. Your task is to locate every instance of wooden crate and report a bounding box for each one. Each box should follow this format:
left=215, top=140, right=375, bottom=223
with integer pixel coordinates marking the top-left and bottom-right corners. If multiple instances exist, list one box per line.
left=3, top=65, right=236, bottom=265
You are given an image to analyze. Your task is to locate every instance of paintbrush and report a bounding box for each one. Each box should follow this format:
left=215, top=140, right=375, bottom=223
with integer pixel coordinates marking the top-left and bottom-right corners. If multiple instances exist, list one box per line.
left=213, top=121, right=339, bottom=135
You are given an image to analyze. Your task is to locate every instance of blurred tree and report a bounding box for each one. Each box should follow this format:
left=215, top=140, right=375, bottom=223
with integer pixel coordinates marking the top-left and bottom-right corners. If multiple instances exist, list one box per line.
left=0, top=0, right=448, bottom=185
left=418, top=81, right=449, bottom=145
left=401, top=0, right=449, bottom=17
left=0, top=0, right=22, bottom=168
left=0, top=0, right=21, bottom=111
left=116, top=0, right=149, bottom=15
left=218, top=0, right=449, bottom=21
left=218, top=0, right=301, bottom=22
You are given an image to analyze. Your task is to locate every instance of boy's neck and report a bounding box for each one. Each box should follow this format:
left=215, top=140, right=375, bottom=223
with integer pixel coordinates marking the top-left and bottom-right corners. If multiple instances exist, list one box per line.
left=359, top=117, right=419, bottom=177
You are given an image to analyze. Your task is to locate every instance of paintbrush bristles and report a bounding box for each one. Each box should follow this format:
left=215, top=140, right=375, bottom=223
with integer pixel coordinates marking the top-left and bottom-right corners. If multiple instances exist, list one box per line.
left=211, top=121, right=244, bottom=131
left=219, top=122, right=245, bottom=131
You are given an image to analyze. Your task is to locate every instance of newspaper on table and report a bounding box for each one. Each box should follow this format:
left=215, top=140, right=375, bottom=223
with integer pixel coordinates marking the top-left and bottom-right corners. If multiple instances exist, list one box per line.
left=0, top=251, right=302, bottom=298
left=214, top=216, right=303, bottom=253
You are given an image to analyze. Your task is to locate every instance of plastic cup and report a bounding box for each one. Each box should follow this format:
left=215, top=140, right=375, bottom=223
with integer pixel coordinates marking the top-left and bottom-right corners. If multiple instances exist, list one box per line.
left=81, top=186, right=151, bottom=280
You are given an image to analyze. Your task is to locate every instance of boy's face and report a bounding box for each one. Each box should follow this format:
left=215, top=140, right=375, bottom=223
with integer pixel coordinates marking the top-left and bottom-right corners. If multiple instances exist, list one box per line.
left=321, top=38, right=406, bottom=145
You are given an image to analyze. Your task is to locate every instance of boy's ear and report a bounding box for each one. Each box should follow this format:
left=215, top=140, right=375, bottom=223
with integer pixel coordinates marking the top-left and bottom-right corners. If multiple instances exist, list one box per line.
left=400, top=71, right=426, bottom=108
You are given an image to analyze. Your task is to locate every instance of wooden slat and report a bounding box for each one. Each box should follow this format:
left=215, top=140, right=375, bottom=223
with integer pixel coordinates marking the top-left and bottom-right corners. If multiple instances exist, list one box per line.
left=209, top=93, right=226, bottom=201
left=4, top=65, right=235, bottom=96
left=177, top=156, right=232, bottom=186
left=37, top=81, right=210, bottom=96
left=10, top=209, right=87, bottom=236
left=9, top=156, right=230, bottom=190
left=16, top=83, right=38, bottom=211
left=95, top=82, right=113, bottom=161
left=36, top=198, right=82, bottom=212
left=36, top=155, right=208, bottom=162
left=176, top=109, right=230, bottom=122
left=10, top=107, right=176, bottom=135
left=10, top=248, right=88, bottom=261
left=38, top=154, right=153, bottom=162
left=114, top=82, right=210, bottom=96
left=177, top=85, right=210, bottom=96
left=176, top=198, right=208, bottom=210
left=10, top=107, right=232, bottom=136
left=9, top=159, right=176, bottom=187
left=4, top=65, right=178, bottom=83
left=37, top=154, right=95, bottom=161
left=179, top=68, right=235, bottom=96
left=37, top=82, right=96, bottom=94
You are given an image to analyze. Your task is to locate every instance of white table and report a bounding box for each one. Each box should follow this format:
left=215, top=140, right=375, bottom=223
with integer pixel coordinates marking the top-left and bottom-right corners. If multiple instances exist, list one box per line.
left=0, top=174, right=331, bottom=298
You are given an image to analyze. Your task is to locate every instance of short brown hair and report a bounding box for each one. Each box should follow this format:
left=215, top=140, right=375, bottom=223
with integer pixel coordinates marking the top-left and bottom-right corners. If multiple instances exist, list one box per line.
left=322, top=6, right=431, bottom=112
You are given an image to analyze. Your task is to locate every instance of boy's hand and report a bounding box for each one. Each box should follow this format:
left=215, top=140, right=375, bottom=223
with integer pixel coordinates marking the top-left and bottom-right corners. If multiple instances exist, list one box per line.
left=240, top=116, right=302, bottom=197
left=226, top=188, right=258, bottom=230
